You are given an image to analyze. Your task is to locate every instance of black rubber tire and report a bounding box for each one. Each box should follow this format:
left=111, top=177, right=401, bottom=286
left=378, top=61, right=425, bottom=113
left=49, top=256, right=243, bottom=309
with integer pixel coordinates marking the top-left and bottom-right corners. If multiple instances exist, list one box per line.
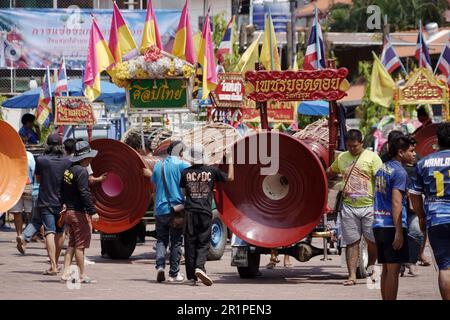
left=237, top=252, right=261, bottom=279
left=207, top=209, right=227, bottom=261
left=101, top=225, right=139, bottom=259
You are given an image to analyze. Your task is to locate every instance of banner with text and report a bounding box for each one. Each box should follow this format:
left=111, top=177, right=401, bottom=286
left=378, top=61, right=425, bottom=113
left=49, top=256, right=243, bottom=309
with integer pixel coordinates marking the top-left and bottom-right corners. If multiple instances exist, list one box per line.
left=0, top=8, right=181, bottom=70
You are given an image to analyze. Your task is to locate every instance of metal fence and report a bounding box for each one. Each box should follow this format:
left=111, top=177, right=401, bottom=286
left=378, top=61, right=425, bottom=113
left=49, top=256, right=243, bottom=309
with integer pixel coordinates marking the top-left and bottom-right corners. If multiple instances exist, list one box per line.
left=0, top=0, right=149, bottom=96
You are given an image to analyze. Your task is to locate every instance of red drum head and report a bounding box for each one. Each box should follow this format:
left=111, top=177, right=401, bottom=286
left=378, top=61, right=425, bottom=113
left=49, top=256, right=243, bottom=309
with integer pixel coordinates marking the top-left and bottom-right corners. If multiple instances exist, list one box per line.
left=414, top=123, right=440, bottom=157
left=90, top=139, right=152, bottom=234
left=216, top=131, right=328, bottom=248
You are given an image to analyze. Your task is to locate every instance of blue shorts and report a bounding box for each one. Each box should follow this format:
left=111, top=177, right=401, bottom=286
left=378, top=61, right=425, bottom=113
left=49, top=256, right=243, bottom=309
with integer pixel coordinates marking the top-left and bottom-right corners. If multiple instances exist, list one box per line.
left=428, top=223, right=450, bottom=270
left=40, top=206, right=64, bottom=235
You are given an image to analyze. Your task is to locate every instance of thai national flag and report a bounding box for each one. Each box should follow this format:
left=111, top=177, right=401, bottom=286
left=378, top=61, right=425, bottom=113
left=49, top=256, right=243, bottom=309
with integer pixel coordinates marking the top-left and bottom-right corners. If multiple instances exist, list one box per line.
left=55, top=58, right=68, bottom=96
left=303, top=9, right=326, bottom=70
left=381, top=36, right=405, bottom=74
left=415, top=24, right=432, bottom=71
left=217, top=15, right=235, bottom=59
left=435, top=36, right=450, bottom=83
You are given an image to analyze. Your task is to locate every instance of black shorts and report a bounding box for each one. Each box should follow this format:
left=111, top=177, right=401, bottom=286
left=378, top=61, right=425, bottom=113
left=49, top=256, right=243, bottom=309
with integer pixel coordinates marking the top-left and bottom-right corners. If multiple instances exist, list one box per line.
left=373, top=228, right=409, bottom=264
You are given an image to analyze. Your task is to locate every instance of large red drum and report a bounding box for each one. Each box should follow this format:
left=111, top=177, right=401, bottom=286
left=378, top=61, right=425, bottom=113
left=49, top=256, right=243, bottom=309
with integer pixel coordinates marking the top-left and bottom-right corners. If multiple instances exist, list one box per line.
left=216, top=131, right=328, bottom=248
left=90, top=139, right=152, bottom=234
left=414, top=123, right=440, bottom=157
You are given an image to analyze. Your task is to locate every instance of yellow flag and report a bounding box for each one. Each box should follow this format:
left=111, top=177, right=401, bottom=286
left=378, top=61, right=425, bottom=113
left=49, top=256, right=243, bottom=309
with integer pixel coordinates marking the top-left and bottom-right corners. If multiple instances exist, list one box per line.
left=260, top=14, right=281, bottom=71
left=370, top=52, right=396, bottom=107
left=234, top=34, right=262, bottom=73
left=193, top=32, right=202, bottom=58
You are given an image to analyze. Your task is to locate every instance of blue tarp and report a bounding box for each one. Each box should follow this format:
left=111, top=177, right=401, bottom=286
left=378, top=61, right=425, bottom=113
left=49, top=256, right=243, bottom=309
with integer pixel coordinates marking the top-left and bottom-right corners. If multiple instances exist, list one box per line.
left=2, top=79, right=126, bottom=109
left=297, top=100, right=329, bottom=116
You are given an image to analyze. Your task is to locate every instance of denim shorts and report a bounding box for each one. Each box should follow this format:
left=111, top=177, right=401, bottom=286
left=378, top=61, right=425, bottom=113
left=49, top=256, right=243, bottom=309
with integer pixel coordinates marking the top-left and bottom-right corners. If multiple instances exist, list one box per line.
left=428, top=223, right=450, bottom=270
left=40, top=206, right=64, bottom=235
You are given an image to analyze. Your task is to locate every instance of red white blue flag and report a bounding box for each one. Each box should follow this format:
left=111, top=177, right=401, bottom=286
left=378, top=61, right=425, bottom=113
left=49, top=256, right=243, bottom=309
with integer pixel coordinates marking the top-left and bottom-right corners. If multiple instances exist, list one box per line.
left=303, top=9, right=326, bottom=70
left=435, top=35, right=450, bottom=83
left=381, top=36, right=406, bottom=74
left=55, top=57, right=68, bottom=96
left=415, top=22, right=432, bottom=71
left=217, top=15, right=236, bottom=59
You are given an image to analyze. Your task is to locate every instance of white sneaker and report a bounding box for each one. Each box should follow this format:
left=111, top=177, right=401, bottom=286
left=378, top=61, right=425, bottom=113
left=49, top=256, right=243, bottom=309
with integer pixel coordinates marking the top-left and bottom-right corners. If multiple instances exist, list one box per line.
left=156, top=267, right=165, bottom=282
left=168, top=272, right=185, bottom=283
left=195, top=268, right=213, bottom=286
left=84, top=257, right=95, bottom=265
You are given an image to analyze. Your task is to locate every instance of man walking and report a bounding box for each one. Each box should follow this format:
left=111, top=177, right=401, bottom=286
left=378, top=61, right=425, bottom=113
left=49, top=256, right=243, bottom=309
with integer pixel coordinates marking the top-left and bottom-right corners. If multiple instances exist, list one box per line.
left=34, top=134, right=71, bottom=275
left=327, top=129, right=382, bottom=285
left=373, top=136, right=416, bottom=300
left=181, top=143, right=234, bottom=286
left=61, top=141, right=100, bottom=284
left=144, top=141, right=189, bottom=283
left=410, top=123, right=450, bottom=300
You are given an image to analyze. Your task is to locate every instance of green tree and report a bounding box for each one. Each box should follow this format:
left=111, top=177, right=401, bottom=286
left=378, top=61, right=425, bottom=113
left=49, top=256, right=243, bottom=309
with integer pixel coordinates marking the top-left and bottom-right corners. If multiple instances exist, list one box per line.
left=329, top=0, right=448, bottom=32
left=212, top=12, right=241, bottom=72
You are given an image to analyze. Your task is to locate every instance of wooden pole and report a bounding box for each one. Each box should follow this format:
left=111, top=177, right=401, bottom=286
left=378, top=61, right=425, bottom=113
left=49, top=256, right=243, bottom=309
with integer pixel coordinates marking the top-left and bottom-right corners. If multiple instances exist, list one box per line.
left=255, top=62, right=270, bottom=131
left=327, top=59, right=338, bottom=164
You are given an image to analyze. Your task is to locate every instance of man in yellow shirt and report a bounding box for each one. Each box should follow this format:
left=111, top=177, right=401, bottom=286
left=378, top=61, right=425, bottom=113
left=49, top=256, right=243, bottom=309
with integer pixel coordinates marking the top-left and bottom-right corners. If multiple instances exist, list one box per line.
left=327, top=129, right=383, bottom=286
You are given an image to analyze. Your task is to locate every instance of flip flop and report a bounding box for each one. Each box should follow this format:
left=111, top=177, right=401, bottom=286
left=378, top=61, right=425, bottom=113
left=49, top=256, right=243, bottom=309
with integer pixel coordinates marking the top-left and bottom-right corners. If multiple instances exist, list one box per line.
left=80, top=277, right=97, bottom=284
left=343, top=279, right=356, bottom=286
left=43, top=269, right=58, bottom=276
left=266, top=262, right=276, bottom=269
left=284, top=263, right=294, bottom=268
left=419, top=260, right=431, bottom=267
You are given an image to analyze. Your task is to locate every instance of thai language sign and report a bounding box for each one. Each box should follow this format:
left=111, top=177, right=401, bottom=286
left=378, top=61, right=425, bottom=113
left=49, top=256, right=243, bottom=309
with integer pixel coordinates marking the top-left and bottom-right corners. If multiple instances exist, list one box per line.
left=397, top=68, right=448, bottom=105
left=54, top=96, right=96, bottom=126
left=129, top=79, right=188, bottom=109
left=241, top=99, right=296, bottom=123
left=210, top=73, right=245, bottom=108
left=0, top=8, right=181, bottom=69
left=245, top=69, right=350, bottom=102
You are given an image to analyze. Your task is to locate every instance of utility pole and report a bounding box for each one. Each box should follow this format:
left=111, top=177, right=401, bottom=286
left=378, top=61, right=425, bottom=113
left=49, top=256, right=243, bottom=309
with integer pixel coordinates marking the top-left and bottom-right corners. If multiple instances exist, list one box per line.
left=382, top=15, right=389, bottom=46
left=289, top=0, right=297, bottom=68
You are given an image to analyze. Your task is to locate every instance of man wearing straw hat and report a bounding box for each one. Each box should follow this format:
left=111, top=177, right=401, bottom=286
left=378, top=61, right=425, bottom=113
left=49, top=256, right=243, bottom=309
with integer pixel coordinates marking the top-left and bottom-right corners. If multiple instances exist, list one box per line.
left=181, top=143, right=234, bottom=286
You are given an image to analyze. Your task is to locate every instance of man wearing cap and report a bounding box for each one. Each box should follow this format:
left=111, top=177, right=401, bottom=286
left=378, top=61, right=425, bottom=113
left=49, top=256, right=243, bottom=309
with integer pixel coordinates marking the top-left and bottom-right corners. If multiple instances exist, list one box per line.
left=181, top=143, right=234, bottom=286
left=60, top=141, right=100, bottom=284
left=34, top=134, right=71, bottom=275
left=143, top=140, right=190, bottom=283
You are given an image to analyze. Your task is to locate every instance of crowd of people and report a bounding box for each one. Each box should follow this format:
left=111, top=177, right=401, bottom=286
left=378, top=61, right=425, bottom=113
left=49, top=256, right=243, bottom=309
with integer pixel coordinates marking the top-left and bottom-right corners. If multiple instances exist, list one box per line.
left=327, top=120, right=449, bottom=300
left=2, top=111, right=448, bottom=299
left=6, top=113, right=234, bottom=287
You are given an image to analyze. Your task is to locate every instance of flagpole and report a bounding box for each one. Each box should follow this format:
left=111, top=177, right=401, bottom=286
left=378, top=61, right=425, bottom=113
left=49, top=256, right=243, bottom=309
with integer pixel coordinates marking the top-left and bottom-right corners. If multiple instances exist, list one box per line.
left=315, top=7, right=321, bottom=70
left=419, top=20, right=423, bottom=68
left=63, top=57, right=69, bottom=97
left=434, top=37, right=448, bottom=75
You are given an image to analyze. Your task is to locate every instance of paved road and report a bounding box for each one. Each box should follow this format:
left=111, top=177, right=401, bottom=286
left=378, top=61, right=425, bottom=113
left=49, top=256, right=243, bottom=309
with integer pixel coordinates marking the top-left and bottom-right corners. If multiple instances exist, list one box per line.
left=0, top=224, right=441, bottom=300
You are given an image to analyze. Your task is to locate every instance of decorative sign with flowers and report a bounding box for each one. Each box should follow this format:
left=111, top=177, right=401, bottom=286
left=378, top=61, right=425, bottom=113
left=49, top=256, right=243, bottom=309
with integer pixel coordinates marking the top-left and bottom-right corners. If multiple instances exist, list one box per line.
left=111, top=45, right=195, bottom=89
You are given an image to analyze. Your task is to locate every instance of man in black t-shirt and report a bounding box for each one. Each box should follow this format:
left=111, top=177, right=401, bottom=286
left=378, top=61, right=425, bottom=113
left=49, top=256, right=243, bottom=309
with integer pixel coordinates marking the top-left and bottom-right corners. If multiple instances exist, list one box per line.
left=181, top=143, right=234, bottom=286
left=35, top=134, right=71, bottom=275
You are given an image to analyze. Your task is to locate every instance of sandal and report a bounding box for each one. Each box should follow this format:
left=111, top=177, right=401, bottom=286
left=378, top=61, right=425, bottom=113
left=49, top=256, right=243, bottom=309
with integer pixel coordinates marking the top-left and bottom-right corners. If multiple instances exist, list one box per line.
left=80, top=277, right=97, bottom=284
left=343, top=279, right=356, bottom=286
left=43, top=269, right=58, bottom=276
left=266, top=262, right=276, bottom=269
left=284, top=263, right=293, bottom=268
left=419, top=260, right=431, bottom=267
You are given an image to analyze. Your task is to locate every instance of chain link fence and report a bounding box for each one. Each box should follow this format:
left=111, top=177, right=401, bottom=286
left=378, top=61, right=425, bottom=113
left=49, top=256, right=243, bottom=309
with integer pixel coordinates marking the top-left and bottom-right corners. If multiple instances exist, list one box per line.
left=0, top=0, right=149, bottom=95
